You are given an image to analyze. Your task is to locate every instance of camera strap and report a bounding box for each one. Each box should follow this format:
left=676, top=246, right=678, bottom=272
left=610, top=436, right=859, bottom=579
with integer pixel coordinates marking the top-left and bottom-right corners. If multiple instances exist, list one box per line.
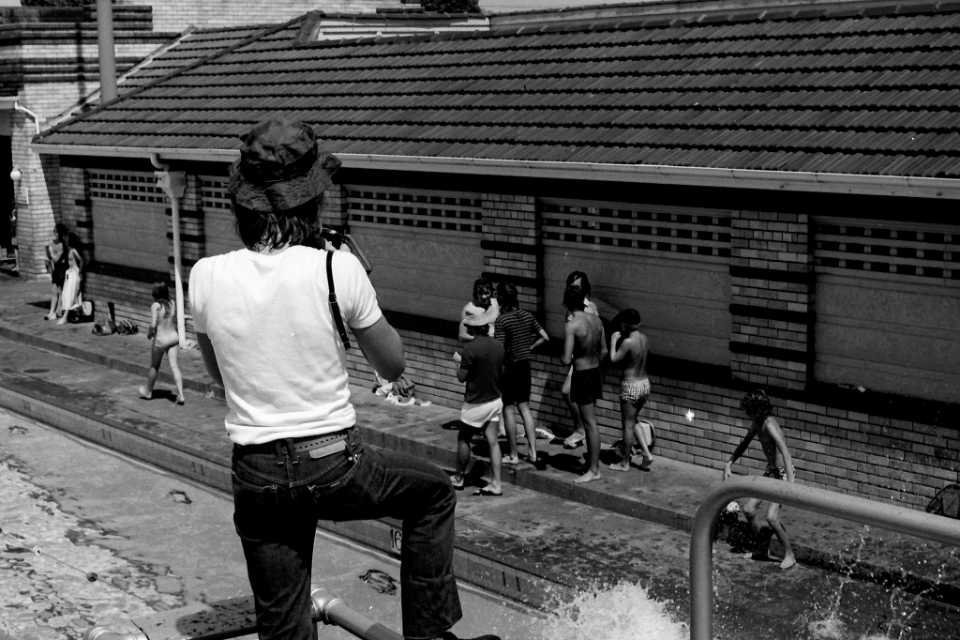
left=326, top=250, right=352, bottom=350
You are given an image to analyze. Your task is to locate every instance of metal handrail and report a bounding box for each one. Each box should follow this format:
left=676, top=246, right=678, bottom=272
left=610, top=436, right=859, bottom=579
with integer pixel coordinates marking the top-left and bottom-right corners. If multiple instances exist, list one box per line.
left=690, top=476, right=960, bottom=640
left=83, top=587, right=402, bottom=640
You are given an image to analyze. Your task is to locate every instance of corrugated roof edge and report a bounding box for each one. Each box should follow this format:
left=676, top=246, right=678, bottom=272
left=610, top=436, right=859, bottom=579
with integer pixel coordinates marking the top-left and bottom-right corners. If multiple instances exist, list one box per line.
left=32, top=14, right=309, bottom=146
left=27, top=144, right=960, bottom=200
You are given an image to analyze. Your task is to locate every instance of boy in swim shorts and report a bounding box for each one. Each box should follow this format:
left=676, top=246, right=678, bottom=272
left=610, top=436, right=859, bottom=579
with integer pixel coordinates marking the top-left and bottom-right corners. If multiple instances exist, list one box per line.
left=608, top=309, right=654, bottom=471
left=723, top=390, right=797, bottom=570
left=453, top=307, right=505, bottom=496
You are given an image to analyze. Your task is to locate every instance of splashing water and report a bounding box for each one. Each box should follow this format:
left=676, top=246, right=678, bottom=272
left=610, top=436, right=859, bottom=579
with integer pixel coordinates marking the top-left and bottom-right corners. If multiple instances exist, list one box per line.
left=539, top=582, right=687, bottom=640
left=808, top=527, right=870, bottom=639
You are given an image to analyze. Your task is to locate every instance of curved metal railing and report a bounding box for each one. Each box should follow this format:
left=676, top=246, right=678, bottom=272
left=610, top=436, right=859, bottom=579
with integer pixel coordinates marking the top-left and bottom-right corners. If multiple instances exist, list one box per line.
left=83, top=587, right=402, bottom=640
left=690, top=475, right=960, bottom=640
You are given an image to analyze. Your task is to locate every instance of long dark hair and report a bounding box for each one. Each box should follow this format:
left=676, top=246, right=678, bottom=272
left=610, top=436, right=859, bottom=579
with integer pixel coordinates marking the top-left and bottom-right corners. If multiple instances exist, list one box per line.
left=497, top=281, right=519, bottom=311
left=565, top=270, right=591, bottom=297
left=232, top=198, right=323, bottom=251
left=152, top=282, right=173, bottom=315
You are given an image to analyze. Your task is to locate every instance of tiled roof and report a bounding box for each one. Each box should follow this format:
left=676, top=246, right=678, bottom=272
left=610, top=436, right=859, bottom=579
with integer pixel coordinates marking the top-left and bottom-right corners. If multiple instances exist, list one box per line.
left=33, top=2, right=960, bottom=180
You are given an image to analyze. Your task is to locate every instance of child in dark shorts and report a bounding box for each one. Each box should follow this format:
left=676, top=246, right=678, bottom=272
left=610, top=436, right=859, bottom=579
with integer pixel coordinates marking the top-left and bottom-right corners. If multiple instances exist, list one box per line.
left=453, top=307, right=505, bottom=496
left=494, top=282, right=549, bottom=467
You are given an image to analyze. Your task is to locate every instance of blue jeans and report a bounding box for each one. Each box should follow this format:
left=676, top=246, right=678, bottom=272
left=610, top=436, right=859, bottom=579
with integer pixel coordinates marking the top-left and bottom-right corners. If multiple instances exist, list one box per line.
left=231, top=426, right=462, bottom=640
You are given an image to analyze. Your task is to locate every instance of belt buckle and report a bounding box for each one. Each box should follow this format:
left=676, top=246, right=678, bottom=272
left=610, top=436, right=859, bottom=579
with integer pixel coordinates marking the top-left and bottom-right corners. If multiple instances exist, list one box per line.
left=308, top=440, right=347, bottom=459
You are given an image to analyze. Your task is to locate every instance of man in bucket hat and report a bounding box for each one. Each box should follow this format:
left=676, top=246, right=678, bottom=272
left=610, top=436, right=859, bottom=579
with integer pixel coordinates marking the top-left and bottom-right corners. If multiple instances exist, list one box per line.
left=190, top=118, right=499, bottom=640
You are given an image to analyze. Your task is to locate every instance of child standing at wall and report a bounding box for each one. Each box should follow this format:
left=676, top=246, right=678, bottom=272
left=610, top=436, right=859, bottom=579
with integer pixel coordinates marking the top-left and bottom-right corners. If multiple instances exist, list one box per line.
left=139, top=282, right=185, bottom=405
left=608, top=308, right=654, bottom=471
left=494, top=282, right=550, bottom=468
left=723, top=390, right=797, bottom=570
left=452, top=307, right=505, bottom=496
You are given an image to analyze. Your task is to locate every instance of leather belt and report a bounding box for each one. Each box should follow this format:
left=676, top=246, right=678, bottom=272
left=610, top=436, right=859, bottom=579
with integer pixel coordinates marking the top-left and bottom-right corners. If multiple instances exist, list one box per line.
left=292, top=430, right=350, bottom=459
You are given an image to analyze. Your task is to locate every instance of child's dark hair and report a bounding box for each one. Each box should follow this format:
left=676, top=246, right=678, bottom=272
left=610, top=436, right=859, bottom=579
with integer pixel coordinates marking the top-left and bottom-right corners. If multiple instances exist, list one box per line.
left=152, top=282, right=170, bottom=302
left=473, top=278, right=493, bottom=299
left=740, top=389, right=773, bottom=418
left=565, top=270, right=591, bottom=297
left=497, top=281, right=518, bottom=311
left=563, top=285, right=586, bottom=312
left=612, top=308, right=641, bottom=331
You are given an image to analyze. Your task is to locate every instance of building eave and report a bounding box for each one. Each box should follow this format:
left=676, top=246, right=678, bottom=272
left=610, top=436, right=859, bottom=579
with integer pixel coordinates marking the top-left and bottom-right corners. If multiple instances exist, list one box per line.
left=31, top=143, right=960, bottom=200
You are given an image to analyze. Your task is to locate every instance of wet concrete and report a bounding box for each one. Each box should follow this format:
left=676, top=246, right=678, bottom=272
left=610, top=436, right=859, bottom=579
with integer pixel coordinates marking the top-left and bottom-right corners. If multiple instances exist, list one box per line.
left=0, top=409, right=542, bottom=640
left=1, top=275, right=959, bottom=639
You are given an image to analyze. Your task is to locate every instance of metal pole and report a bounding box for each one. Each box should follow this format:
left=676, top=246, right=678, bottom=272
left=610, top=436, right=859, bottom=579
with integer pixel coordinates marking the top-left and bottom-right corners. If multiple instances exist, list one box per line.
left=690, top=476, right=960, bottom=640
left=95, top=0, right=117, bottom=103
left=311, top=588, right=404, bottom=640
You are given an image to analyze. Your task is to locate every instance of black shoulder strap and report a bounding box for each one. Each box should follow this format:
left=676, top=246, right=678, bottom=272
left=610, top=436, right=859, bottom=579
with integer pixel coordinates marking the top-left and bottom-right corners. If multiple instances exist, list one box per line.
left=326, top=250, right=352, bottom=350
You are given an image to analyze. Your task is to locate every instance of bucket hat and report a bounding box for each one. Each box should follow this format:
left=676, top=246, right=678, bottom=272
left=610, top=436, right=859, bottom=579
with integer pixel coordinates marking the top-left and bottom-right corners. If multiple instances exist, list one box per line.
left=228, top=118, right=342, bottom=213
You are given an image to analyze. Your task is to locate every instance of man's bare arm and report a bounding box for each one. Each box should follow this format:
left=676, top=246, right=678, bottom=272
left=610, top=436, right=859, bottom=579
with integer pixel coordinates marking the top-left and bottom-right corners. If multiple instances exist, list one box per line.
left=196, top=332, right=224, bottom=387
left=353, top=316, right=406, bottom=382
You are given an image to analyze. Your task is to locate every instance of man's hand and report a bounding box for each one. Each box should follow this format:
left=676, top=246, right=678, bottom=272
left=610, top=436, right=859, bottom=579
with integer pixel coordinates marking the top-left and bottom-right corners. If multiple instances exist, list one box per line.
left=452, top=352, right=462, bottom=363
left=723, top=462, right=732, bottom=481
left=392, top=376, right=415, bottom=397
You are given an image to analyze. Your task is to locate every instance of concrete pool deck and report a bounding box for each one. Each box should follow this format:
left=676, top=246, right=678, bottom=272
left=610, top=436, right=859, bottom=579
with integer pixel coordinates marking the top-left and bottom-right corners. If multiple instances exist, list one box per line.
left=0, top=274, right=958, bottom=639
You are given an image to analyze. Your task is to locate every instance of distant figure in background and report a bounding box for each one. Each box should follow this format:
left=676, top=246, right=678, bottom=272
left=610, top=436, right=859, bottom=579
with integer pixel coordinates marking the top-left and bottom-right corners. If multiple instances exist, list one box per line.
left=139, top=282, right=185, bottom=405
left=458, top=278, right=499, bottom=342
left=453, top=307, right=505, bottom=496
left=56, top=231, right=84, bottom=325
left=561, top=285, right=607, bottom=484
left=493, top=281, right=550, bottom=467
left=43, top=223, right=68, bottom=320
left=607, top=308, right=654, bottom=471
left=723, top=390, right=797, bottom=570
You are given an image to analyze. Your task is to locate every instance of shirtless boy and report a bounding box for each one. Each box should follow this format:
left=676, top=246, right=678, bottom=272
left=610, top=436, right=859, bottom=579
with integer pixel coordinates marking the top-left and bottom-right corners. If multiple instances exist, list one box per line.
left=561, top=285, right=607, bottom=484
left=608, top=309, right=654, bottom=471
left=723, top=390, right=797, bottom=570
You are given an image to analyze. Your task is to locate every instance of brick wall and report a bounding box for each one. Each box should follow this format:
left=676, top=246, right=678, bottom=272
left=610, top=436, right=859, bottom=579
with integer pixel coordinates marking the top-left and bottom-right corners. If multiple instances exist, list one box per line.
left=730, top=210, right=814, bottom=391
left=52, top=162, right=959, bottom=511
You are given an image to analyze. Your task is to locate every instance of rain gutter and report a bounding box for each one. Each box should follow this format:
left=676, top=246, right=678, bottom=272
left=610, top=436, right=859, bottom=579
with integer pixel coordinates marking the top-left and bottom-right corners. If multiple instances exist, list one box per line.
left=29, top=144, right=960, bottom=200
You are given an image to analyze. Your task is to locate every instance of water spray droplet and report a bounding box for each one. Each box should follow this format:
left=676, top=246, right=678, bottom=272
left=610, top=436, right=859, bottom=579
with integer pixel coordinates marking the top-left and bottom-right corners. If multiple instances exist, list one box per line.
left=685, top=410, right=695, bottom=422
left=87, top=572, right=98, bottom=582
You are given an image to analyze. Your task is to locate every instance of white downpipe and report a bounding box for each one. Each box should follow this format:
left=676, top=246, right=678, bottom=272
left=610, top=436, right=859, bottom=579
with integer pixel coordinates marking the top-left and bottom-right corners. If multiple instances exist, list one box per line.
left=150, top=154, right=187, bottom=348
left=14, top=101, right=41, bottom=136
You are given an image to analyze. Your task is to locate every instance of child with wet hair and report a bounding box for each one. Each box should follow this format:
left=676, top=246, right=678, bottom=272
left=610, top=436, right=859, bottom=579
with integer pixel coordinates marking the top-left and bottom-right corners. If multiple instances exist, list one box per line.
left=723, top=389, right=797, bottom=570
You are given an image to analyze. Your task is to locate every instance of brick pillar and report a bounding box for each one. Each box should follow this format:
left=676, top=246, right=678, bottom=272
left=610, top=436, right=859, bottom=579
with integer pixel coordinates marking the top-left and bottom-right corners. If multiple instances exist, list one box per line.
left=59, top=165, right=92, bottom=263
left=729, top=210, right=814, bottom=391
left=480, top=194, right=543, bottom=316
left=321, top=184, right=349, bottom=230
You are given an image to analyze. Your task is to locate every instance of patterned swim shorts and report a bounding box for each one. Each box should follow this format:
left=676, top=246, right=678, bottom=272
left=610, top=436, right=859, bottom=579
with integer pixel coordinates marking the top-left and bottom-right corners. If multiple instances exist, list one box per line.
left=619, top=378, right=651, bottom=407
left=763, top=466, right=786, bottom=480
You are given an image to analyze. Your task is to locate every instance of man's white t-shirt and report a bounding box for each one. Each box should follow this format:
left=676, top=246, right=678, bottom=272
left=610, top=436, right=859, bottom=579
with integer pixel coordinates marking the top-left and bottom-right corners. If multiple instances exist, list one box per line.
left=189, top=246, right=382, bottom=445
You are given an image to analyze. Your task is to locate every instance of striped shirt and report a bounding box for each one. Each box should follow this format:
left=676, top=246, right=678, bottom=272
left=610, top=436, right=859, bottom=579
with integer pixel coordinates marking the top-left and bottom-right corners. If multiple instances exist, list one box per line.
left=494, top=309, right=544, bottom=364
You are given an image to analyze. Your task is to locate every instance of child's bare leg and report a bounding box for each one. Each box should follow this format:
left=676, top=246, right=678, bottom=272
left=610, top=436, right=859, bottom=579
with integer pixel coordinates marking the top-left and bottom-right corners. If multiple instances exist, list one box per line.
left=609, top=399, right=637, bottom=472
left=167, top=345, right=185, bottom=403
left=573, top=402, right=601, bottom=483
left=518, top=401, right=538, bottom=461
left=562, top=367, right=585, bottom=447
left=766, top=502, right=796, bottom=570
left=140, top=345, right=164, bottom=398
left=742, top=498, right=772, bottom=560
left=455, top=423, right=474, bottom=484
left=632, top=411, right=654, bottom=466
left=483, top=420, right=502, bottom=493
left=502, top=405, right=520, bottom=463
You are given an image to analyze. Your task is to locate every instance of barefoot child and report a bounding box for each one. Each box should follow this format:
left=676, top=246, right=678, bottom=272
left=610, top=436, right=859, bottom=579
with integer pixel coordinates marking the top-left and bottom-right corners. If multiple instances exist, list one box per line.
left=494, top=282, right=549, bottom=468
left=608, top=309, right=654, bottom=471
left=452, top=308, right=505, bottom=496
left=561, top=285, right=607, bottom=484
left=139, top=282, right=185, bottom=404
left=723, top=390, right=797, bottom=570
